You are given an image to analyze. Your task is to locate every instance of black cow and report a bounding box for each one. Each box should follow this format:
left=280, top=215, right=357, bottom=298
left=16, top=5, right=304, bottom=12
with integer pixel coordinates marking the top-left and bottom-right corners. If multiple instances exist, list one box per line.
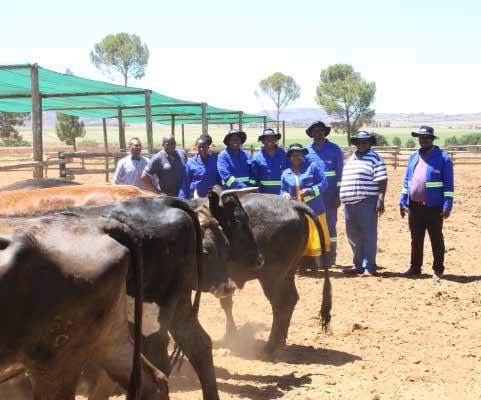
left=204, top=193, right=332, bottom=355
left=0, top=178, right=80, bottom=192
left=0, top=208, right=169, bottom=400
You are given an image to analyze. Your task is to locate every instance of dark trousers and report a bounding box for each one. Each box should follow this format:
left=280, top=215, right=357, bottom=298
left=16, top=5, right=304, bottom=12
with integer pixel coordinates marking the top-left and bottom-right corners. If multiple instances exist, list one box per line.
left=408, top=202, right=445, bottom=273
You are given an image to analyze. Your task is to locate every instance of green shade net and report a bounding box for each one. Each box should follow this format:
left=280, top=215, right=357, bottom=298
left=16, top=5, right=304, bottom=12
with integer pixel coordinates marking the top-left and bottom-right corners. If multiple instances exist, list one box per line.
left=0, top=65, right=264, bottom=123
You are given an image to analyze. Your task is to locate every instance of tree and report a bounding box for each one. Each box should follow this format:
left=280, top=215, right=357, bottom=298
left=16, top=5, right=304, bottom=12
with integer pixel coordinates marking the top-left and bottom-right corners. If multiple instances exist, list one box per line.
left=257, top=72, right=301, bottom=133
left=405, top=139, right=416, bottom=148
left=316, top=64, right=376, bottom=143
left=0, top=112, right=27, bottom=144
left=90, top=33, right=149, bottom=86
left=392, top=136, right=402, bottom=147
left=55, top=114, right=86, bottom=151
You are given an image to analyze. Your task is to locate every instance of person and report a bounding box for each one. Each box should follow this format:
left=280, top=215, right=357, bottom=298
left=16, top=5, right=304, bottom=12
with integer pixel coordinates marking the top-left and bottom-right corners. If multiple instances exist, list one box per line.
left=112, top=137, right=149, bottom=190
left=217, top=129, right=252, bottom=189
left=340, top=131, right=388, bottom=276
left=305, top=121, right=344, bottom=266
left=399, top=126, right=454, bottom=281
left=141, top=135, right=187, bottom=195
left=178, top=135, right=220, bottom=199
left=250, top=128, right=287, bottom=194
left=280, top=143, right=330, bottom=272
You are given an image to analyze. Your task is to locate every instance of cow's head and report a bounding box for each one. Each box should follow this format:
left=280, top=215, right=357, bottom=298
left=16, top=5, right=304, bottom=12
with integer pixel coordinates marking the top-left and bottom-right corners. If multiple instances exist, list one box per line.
left=197, top=211, right=236, bottom=298
left=207, top=186, right=264, bottom=272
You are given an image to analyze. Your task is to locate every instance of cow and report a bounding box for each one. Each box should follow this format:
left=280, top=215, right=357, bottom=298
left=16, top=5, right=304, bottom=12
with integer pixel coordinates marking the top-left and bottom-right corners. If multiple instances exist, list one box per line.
left=195, top=192, right=332, bottom=355
left=1, top=191, right=260, bottom=400
left=0, top=178, right=81, bottom=192
left=0, top=208, right=170, bottom=400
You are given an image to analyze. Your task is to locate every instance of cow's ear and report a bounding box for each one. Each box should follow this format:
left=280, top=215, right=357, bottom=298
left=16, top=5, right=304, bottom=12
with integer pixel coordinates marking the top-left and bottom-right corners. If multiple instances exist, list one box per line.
left=220, top=193, right=238, bottom=212
left=208, top=190, right=222, bottom=220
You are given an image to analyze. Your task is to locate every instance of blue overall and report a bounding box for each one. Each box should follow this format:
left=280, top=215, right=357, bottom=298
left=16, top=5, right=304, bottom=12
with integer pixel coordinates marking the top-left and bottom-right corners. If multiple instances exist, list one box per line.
left=178, top=153, right=220, bottom=199
left=250, top=146, right=287, bottom=194
left=217, top=147, right=253, bottom=189
left=306, top=140, right=344, bottom=265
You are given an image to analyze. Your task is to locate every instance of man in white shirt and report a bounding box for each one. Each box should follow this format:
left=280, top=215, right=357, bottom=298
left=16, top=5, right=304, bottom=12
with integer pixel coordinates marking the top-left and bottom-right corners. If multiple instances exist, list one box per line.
left=113, top=137, right=149, bottom=190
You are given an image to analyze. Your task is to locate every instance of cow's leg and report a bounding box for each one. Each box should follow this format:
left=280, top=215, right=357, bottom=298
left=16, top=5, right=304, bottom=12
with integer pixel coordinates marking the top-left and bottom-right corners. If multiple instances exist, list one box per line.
left=169, top=294, right=220, bottom=400
left=261, top=270, right=299, bottom=355
left=219, top=294, right=237, bottom=340
left=29, top=365, right=80, bottom=400
left=88, top=369, right=117, bottom=400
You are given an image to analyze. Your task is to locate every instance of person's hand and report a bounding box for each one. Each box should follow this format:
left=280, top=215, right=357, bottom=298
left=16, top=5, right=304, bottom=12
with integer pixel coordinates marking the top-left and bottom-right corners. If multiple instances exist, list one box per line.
left=441, top=210, right=451, bottom=219
left=284, top=193, right=292, bottom=200
left=333, top=196, right=341, bottom=209
left=376, top=199, right=385, bottom=216
left=298, top=189, right=311, bottom=199
left=400, top=206, right=408, bottom=218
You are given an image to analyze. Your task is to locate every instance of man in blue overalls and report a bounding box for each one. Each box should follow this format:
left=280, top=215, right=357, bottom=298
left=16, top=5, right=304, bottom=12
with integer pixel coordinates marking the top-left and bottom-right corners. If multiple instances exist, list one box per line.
left=217, top=129, right=252, bottom=189
left=250, top=128, right=287, bottom=194
left=305, top=121, right=344, bottom=267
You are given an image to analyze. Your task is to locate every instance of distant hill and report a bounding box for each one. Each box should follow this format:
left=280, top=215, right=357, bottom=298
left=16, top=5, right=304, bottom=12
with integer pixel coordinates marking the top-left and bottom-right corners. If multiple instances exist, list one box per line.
left=258, top=108, right=481, bottom=128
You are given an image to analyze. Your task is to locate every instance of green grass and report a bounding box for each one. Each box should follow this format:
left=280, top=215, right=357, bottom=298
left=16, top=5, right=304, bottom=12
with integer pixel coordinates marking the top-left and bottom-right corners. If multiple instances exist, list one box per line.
left=16, top=125, right=478, bottom=150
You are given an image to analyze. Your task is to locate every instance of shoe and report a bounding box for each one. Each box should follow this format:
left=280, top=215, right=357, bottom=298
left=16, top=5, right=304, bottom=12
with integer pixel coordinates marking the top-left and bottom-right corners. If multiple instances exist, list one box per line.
left=363, top=269, right=377, bottom=277
left=432, top=271, right=443, bottom=281
left=403, top=268, right=421, bottom=277
left=343, top=266, right=363, bottom=275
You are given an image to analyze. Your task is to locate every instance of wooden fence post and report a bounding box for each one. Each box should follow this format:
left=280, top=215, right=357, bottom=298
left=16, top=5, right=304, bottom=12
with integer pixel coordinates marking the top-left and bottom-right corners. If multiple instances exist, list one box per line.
left=201, top=103, right=208, bottom=135
left=181, top=124, right=185, bottom=149
left=118, top=107, right=126, bottom=152
left=58, top=152, right=66, bottom=178
left=30, top=64, right=43, bottom=178
left=144, top=90, right=154, bottom=154
left=171, top=115, right=176, bottom=137
left=282, top=120, right=286, bottom=148
left=102, top=118, right=109, bottom=182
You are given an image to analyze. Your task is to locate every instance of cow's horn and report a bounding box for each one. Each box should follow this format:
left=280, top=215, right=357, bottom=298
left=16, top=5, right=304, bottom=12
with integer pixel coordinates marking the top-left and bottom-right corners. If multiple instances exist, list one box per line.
left=221, top=187, right=259, bottom=198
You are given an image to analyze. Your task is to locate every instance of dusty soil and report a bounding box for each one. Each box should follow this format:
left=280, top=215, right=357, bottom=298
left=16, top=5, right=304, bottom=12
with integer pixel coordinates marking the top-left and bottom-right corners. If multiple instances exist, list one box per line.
left=1, top=165, right=480, bottom=400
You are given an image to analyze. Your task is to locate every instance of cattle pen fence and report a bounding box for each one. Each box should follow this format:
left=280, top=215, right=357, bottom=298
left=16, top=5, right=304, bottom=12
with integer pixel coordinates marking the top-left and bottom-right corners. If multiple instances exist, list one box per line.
left=1, top=145, right=481, bottom=182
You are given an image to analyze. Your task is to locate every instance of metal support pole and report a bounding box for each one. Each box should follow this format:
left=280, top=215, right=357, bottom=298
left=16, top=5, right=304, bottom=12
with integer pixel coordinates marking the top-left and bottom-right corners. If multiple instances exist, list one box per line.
left=30, top=64, right=43, bottom=178
left=144, top=90, right=154, bottom=154
left=238, top=111, right=243, bottom=131
left=117, top=107, right=126, bottom=152
left=102, top=118, right=109, bottom=182
left=201, top=103, right=208, bottom=135
left=181, top=124, right=185, bottom=149
left=282, top=120, right=286, bottom=148
left=171, top=115, right=175, bottom=137
left=229, top=123, right=233, bottom=129
left=263, top=116, right=267, bottom=130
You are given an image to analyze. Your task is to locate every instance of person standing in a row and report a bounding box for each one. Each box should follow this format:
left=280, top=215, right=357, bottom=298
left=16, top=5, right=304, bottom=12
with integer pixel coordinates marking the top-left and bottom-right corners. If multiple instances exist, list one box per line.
left=400, top=126, right=454, bottom=281
left=341, top=131, right=388, bottom=276
left=250, top=128, right=287, bottom=194
left=142, top=135, right=187, bottom=195
left=179, top=135, right=220, bottom=199
left=217, top=129, right=252, bottom=190
left=305, top=121, right=344, bottom=267
left=113, top=137, right=149, bottom=190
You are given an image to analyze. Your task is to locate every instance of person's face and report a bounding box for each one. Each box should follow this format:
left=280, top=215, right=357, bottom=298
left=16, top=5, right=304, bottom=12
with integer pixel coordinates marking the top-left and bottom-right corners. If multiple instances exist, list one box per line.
left=312, top=127, right=327, bottom=142
left=197, top=140, right=210, bottom=158
left=355, top=139, right=372, bottom=153
left=418, top=135, right=434, bottom=149
left=289, top=151, right=304, bottom=168
left=163, top=138, right=176, bottom=154
left=261, top=136, right=277, bottom=150
left=129, top=140, right=142, bottom=156
left=228, top=135, right=241, bottom=150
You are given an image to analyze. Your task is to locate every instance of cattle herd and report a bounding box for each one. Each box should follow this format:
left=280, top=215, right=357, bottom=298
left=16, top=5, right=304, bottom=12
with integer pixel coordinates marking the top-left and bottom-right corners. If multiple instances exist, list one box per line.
left=0, top=178, right=332, bottom=400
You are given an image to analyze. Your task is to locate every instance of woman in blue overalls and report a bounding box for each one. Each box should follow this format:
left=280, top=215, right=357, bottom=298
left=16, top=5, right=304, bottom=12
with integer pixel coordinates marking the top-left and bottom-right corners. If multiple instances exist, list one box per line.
left=280, top=143, right=330, bottom=273
left=178, top=135, right=220, bottom=199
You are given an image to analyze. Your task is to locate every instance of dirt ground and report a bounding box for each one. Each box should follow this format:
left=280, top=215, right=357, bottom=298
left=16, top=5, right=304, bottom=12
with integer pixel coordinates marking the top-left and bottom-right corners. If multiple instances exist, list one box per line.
left=1, top=164, right=480, bottom=400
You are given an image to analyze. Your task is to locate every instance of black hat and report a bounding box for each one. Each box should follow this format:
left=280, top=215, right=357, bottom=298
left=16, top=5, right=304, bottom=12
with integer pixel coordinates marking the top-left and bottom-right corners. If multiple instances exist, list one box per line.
left=306, top=121, right=331, bottom=137
left=411, top=126, right=438, bottom=139
left=223, top=129, right=247, bottom=146
left=350, top=131, right=377, bottom=146
left=258, top=128, right=281, bottom=142
left=286, top=143, right=308, bottom=157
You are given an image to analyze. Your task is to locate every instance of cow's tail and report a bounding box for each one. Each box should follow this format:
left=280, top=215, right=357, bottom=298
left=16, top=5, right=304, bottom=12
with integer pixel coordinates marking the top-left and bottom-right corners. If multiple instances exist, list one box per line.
left=104, top=222, right=143, bottom=400
left=292, top=202, right=332, bottom=331
left=127, top=242, right=143, bottom=400
left=162, top=198, right=203, bottom=369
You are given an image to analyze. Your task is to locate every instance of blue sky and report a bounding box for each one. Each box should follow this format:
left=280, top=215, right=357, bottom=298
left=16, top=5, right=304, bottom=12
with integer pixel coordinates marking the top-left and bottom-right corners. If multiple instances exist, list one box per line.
left=2, top=0, right=481, bottom=114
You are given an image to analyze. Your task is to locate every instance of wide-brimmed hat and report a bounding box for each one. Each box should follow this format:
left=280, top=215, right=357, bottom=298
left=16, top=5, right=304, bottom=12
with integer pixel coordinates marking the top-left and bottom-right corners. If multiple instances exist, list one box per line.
left=286, top=143, right=309, bottom=157
left=350, top=131, right=377, bottom=146
left=306, top=121, right=331, bottom=137
left=223, top=129, right=247, bottom=146
left=411, top=125, right=438, bottom=139
left=258, top=128, right=281, bottom=142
